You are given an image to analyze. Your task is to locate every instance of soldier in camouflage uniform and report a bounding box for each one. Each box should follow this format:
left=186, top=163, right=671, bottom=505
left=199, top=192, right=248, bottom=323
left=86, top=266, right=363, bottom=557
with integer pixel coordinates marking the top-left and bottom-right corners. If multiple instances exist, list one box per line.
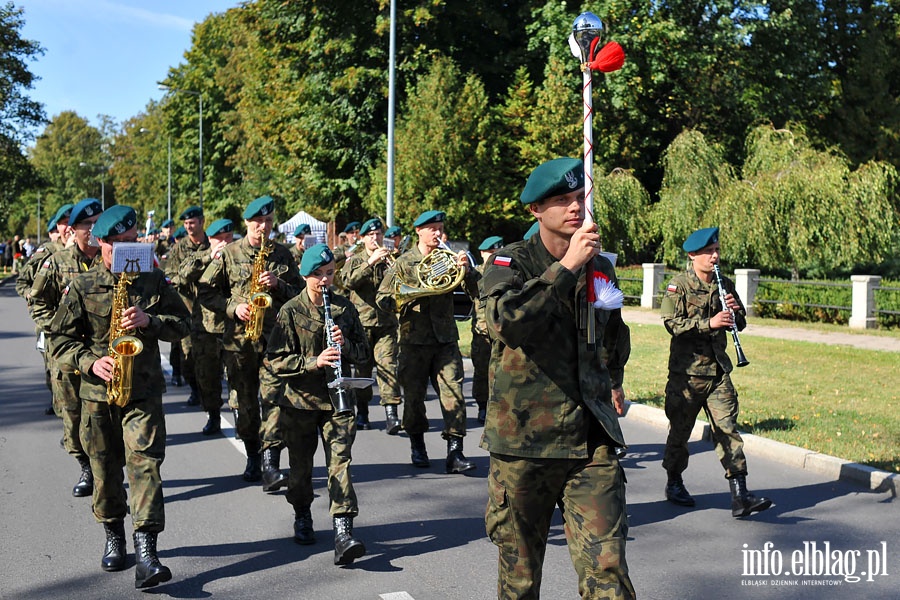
left=155, top=218, right=175, bottom=271
left=340, top=217, right=402, bottom=433
left=177, top=218, right=234, bottom=435
left=31, top=199, right=105, bottom=497
left=480, top=158, right=634, bottom=599
left=289, top=223, right=310, bottom=269
left=165, top=206, right=209, bottom=406
left=263, top=244, right=369, bottom=565
left=50, top=205, right=190, bottom=589
left=660, top=226, right=772, bottom=518
left=198, top=195, right=303, bottom=491
left=17, top=204, right=74, bottom=415
left=471, top=235, right=503, bottom=426
left=376, top=210, right=478, bottom=474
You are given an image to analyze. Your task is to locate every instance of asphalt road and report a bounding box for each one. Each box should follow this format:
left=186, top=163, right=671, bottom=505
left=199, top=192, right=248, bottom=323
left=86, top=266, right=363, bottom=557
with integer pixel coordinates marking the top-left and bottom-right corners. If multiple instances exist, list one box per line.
left=0, top=281, right=896, bottom=599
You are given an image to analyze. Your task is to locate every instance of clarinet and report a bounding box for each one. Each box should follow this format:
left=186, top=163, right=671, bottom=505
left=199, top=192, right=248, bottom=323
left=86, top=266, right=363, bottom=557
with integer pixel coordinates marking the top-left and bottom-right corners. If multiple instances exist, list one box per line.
left=713, top=264, right=750, bottom=367
left=321, top=285, right=354, bottom=415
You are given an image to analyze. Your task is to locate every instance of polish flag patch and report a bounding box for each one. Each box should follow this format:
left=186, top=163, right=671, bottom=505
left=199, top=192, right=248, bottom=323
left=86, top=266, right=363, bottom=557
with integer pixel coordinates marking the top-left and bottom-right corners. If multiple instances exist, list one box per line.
left=493, top=256, right=512, bottom=267
left=667, top=284, right=678, bottom=293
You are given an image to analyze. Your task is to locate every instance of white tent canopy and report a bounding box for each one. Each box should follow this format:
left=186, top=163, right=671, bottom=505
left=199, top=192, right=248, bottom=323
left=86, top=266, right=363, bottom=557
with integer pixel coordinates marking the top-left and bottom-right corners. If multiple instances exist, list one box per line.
left=277, top=210, right=328, bottom=244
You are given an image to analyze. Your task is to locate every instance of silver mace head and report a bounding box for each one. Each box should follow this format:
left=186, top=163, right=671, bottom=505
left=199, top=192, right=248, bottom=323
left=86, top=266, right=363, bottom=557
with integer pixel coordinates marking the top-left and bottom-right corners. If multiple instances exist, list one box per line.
left=569, top=12, right=604, bottom=63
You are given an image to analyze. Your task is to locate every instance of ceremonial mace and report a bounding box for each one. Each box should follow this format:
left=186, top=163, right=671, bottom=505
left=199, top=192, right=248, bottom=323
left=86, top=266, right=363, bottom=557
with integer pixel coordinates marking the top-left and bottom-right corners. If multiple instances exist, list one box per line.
left=568, top=12, right=625, bottom=350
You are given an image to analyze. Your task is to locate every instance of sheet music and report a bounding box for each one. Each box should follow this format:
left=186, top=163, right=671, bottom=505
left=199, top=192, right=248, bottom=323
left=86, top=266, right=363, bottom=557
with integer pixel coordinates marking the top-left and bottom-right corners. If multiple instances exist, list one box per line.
left=111, top=243, right=155, bottom=274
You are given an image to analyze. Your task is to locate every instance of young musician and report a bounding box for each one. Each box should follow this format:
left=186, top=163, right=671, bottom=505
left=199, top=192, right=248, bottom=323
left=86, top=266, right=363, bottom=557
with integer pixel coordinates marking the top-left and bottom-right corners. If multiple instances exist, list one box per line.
left=660, top=226, right=772, bottom=517
left=263, top=244, right=369, bottom=565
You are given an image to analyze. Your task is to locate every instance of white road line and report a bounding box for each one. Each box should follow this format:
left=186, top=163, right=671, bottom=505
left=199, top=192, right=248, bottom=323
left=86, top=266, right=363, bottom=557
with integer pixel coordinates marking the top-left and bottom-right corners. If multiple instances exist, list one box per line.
left=379, top=593, right=417, bottom=600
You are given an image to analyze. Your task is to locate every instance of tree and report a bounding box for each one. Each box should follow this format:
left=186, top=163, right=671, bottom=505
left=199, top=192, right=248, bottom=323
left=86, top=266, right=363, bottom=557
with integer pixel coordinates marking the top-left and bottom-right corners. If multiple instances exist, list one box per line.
left=0, top=2, right=46, bottom=235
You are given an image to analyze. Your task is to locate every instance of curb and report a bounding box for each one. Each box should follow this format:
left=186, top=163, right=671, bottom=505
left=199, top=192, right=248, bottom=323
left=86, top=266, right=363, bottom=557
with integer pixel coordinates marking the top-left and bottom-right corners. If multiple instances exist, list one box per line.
left=622, top=402, right=898, bottom=497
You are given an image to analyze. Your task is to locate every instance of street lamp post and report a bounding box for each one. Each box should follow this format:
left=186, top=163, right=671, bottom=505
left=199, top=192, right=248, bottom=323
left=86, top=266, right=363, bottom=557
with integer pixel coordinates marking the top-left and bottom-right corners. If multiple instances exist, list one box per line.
left=80, top=162, right=108, bottom=209
left=158, top=83, right=203, bottom=211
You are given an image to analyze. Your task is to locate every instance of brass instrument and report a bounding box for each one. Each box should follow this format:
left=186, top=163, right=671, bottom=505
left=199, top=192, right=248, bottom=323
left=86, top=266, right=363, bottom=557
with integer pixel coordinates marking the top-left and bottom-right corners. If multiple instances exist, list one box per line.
left=245, top=240, right=273, bottom=342
left=107, top=272, right=144, bottom=407
left=395, top=241, right=466, bottom=309
left=713, top=263, right=749, bottom=367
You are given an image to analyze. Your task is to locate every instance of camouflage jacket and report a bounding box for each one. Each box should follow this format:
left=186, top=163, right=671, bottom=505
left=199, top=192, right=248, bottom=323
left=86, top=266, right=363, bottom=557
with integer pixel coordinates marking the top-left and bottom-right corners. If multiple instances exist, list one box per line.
left=30, top=245, right=102, bottom=332
left=375, top=245, right=478, bottom=345
left=470, top=263, right=488, bottom=337
left=341, top=249, right=398, bottom=328
left=50, top=263, right=191, bottom=402
left=479, top=235, right=630, bottom=459
left=155, top=237, right=173, bottom=270
left=177, top=243, right=224, bottom=334
left=289, top=243, right=305, bottom=270
left=197, top=236, right=304, bottom=349
left=165, top=234, right=210, bottom=312
left=16, top=240, right=65, bottom=303
left=263, top=289, right=369, bottom=411
left=660, top=268, right=746, bottom=376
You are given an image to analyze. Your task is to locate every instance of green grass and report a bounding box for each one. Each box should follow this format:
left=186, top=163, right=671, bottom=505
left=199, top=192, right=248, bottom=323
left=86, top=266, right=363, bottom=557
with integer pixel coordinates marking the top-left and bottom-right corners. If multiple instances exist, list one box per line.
left=458, top=319, right=900, bottom=472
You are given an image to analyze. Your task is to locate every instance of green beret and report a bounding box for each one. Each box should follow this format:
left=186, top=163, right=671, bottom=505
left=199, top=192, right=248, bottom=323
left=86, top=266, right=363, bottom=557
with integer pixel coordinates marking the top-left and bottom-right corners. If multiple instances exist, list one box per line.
left=53, top=203, right=75, bottom=224
left=293, top=223, right=311, bottom=236
left=359, top=218, right=383, bottom=236
left=478, top=235, right=504, bottom=251
left=47, top=216, right=59, bottom=232
left=299, top=243, right=335, bottom=276
left=520, top=157, right=584, bottom=205
left=342, top=221, right=361, bottom=233
left=160, top=218, right=175, bottom=228
left=413, top=210, right=445, bottom=227
left=242, top=195, right=275, bottom=220
left=69, top=198, right=103, bottom=225
left=682, top=227, right=720, bottom=253
left=206, top=219, right=233, bottom=236
left=179, top=205, right=203, bottom=220
left=384, top=225, right=402, bottom=238
left=92, top=205, right=137, bottom=239
left=523, top=221, right=540, bottom=240
left=149, top=228, right=160, bottom=235
left=174, top=225, right=187, bottom=239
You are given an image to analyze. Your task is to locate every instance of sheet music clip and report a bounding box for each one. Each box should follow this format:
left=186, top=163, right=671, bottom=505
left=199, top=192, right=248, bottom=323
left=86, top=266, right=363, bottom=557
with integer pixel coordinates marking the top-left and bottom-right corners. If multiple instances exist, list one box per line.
left=328, top=377, right=376, bottom=391
left=111, top=243, right=155, bottom=274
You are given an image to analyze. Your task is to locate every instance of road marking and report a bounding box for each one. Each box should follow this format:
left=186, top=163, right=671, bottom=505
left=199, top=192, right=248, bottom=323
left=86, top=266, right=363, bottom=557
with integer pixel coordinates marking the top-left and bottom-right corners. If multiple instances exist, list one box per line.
left=380, top=593, right=416, bottom=600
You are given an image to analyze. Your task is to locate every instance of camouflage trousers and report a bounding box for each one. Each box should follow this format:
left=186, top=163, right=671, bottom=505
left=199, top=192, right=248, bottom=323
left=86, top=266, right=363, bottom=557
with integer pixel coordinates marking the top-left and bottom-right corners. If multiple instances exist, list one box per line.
left=470, top=331, right=491, bottom=411
left=191, top=330, right=224, bottom=412
left=80, top=397, right=166, bottom=532
left=486, top=448, right=634, bottom=600
left=663, top=371, right=747, bottom=479
left=51, top=367, right=87, bottom=462
left=398, top=342, right=467, bottom=438
left=169, top=338, right=183, bottom=378
left=355, top=324, right=401, bottom=417
left=180, top=332, right=197, bottom=390
left=279, top=405, right=358, bottom=517
left=225, top=343, right=283, bottom=451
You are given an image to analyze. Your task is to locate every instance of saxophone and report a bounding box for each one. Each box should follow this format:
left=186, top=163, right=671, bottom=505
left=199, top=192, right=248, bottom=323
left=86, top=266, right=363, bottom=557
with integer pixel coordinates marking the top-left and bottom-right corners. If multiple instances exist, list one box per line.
left=245, top=240, right=273, bottom=342
left=107, top=272, right=144, bottom=407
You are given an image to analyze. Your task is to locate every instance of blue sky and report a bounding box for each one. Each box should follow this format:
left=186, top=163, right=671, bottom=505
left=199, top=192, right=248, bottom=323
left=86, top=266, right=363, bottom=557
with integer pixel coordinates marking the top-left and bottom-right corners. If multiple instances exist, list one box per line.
left=19, top=0, right=240, bottom=130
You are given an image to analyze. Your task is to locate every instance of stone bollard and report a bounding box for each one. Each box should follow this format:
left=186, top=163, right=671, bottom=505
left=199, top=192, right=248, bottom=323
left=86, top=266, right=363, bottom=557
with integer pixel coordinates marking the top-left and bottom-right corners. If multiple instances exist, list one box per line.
left=849, top=275, right=881, bottom=329
left=735, top=269, right=760, bottom=317
left=641, top=263, right=666, bottom=309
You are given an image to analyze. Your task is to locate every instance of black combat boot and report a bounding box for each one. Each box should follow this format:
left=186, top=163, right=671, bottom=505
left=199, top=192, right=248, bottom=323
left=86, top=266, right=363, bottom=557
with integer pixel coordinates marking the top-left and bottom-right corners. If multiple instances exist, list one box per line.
left=186, top=381, right=200, bottom=406
left=445, top=437, right=476, bottom=474
left=384, top=405, right=401, bottom=436
left=202, top=409, right=221, bottom=436
left=170, top=373, right=184, bottom=387
left=729, top=475, right=772, bottom=518
left=133, top=531, right=172, bottom=589
left=293, top=506, right=315, bottom=545
left=476, top=407, right=486, bottom=425
left=665, top=475, right=695, bottom=507
left=73, top=457, right=94, bottom=497
left=409, top=433, right=429, bottom=468
left=261, top=447, right=288, bottom=492
left=101, top=521, right=126, bottom=572
left=356, top=413, right=371, bottom=430
left=242, top=442, right=262, bottom=482
left=333, top=516, right=366, bottom=565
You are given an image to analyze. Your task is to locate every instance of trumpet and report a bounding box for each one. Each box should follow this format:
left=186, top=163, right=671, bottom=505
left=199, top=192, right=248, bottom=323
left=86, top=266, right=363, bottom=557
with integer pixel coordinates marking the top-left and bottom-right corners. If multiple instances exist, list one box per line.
left=713, top=263, right=749, bottom=367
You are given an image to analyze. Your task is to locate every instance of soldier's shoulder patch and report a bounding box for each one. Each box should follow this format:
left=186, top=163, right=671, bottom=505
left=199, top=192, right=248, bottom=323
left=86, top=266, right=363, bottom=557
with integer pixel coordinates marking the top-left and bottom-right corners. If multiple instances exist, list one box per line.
left=492, top=255, right=512, bottom=268
left=63, top=285, right=70, bottom=295
left=667, top=283, right=678, bottom=293
left=165, top=276, right=173, bottom=285
left=41, top=259, right=52, bottom=269
left=214, top=251, right=222, bottom=260
left=36, top=247, right=46, bottom=254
